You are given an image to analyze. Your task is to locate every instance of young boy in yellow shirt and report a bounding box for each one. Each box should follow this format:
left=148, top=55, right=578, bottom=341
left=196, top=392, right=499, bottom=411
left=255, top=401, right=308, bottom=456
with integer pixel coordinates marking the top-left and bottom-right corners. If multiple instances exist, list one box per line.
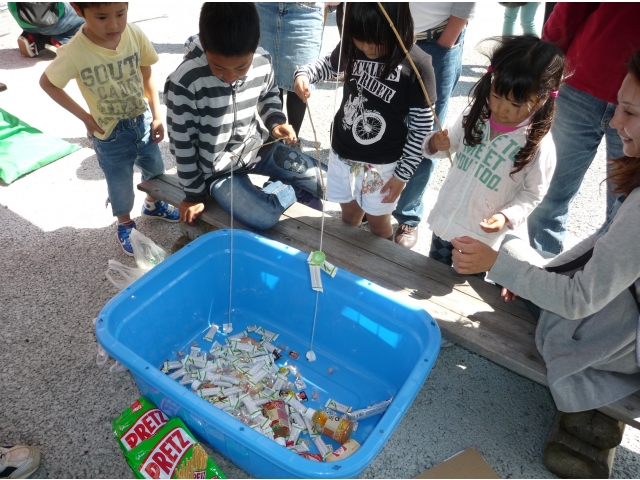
left=39, top=2, right=178, bottom=256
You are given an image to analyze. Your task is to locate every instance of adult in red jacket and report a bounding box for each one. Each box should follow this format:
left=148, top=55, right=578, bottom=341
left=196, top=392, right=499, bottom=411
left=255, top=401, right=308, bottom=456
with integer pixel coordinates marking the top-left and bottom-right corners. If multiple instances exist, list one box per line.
left=527, top=3, right=640, bottom=254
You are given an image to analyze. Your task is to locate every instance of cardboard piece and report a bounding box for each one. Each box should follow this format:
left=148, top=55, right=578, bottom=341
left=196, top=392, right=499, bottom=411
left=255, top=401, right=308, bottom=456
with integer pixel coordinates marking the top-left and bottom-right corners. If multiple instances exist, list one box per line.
left=415, top=447, right=499, bottom=479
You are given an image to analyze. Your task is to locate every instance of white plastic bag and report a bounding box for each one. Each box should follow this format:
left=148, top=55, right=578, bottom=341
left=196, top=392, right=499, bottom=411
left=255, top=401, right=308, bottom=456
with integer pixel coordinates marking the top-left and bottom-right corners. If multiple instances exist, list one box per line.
left=105, top=259, right=146, bottom=290
left=130, top=229, right=167, bottom=270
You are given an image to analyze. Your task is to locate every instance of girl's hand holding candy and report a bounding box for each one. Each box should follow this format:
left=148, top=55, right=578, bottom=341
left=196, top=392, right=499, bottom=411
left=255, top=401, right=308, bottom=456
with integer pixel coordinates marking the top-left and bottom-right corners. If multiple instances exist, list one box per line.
left=479, top=213, right=507, bottom=233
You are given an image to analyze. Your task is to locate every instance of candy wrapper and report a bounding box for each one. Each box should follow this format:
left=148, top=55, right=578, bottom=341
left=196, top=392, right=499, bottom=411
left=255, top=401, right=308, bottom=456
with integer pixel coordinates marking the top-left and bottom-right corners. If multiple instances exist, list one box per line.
left=125, top=418, right=226, bottom=479
left=113, top=397, right=169, bottom=453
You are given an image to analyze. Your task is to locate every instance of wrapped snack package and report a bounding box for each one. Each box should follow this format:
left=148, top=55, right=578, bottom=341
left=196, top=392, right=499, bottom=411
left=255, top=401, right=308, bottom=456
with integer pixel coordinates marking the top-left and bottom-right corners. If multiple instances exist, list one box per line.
left=125, top=418, right=226, bottom=479
left=113, top=397, right=169, bottom=452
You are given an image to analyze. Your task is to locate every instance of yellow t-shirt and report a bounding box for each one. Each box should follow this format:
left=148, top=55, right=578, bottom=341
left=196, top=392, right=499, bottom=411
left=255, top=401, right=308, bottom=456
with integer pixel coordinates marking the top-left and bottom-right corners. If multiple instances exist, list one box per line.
left=45, top=23, right=159, bottom=140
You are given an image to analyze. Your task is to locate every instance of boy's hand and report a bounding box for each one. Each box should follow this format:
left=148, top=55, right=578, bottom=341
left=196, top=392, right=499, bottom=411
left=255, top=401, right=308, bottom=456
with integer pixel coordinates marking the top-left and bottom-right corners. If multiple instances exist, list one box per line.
left=83, top=114, right=105, bottom=138
left=294, top=75, right=310, bottom=103
left=179, top=201, right=205, bottom=226
left=380, top=176, right=405, bottom=204
left=479, top=213, right=507, bottom=233
left=271, top=124, right=297, bottom=144
left=151, top=118, right=164, bottom=143
left=429, top=129, right=450, bottom=154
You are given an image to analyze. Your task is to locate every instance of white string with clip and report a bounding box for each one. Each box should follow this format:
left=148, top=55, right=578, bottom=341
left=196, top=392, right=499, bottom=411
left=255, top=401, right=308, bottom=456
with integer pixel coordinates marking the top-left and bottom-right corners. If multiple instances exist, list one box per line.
left=306, top=5, right=347, bottom=362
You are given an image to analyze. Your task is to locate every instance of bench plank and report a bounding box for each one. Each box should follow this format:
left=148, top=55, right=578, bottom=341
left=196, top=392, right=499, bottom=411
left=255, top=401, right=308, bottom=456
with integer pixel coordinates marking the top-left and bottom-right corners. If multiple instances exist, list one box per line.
left=138, top=173, right=640, bottom=430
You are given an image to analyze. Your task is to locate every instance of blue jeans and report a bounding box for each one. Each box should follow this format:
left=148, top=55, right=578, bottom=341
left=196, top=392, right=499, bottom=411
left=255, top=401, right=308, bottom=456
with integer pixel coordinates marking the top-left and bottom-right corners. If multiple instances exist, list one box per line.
left=393, top=27, right=466, bottom=227
left=256, top=2, right=324, bottom=92
left=502, top=2, right=540, bottom=36
left=93, top=110, right=165, bottom=217
left=527, top=84, right=623, bottom=254
left=209, top=142, right=326, bottom=231
left=23, top=2, right=84, bottom=44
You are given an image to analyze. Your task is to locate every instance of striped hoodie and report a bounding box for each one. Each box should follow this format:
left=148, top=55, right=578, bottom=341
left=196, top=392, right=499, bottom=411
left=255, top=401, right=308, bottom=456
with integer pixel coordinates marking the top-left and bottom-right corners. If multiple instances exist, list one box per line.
left=164, top=36, right=286, bottom=203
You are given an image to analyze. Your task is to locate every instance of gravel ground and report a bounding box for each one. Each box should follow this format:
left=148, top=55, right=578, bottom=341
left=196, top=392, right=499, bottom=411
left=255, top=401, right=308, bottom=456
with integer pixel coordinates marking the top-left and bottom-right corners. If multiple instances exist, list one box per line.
left=1, top=2, right=638, bottom=478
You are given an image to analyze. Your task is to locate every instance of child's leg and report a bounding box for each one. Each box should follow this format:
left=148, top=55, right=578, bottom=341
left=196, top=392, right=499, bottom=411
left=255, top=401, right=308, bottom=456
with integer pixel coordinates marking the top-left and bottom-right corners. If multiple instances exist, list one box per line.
left=135, top=111, right=179, bottom=222
left=252, top=142, right=326, bottom=198
left=210, top=173, right=296, bottom=231
left=93, top=125, right=137, bottom=220
left=502, top=6, right=520, bottom=36
left=519, top=2, right=540, bottom=35
left=340, top=200, right=365, bottom=227
left=365, top=213, right=393, bottom=239
left=429, top=233, right=454, bottom=266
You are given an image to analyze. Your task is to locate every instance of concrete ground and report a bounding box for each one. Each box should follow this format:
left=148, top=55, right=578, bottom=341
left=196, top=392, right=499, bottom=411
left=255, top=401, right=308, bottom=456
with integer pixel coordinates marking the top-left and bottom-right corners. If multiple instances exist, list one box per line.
left=1, top=2, right=639, bottom=478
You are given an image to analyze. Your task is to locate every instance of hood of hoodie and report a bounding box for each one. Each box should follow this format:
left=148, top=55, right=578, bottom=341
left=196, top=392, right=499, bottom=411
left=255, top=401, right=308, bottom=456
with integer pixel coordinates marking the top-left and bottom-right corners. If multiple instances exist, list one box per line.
left=181, top=35, right=248, bottom=88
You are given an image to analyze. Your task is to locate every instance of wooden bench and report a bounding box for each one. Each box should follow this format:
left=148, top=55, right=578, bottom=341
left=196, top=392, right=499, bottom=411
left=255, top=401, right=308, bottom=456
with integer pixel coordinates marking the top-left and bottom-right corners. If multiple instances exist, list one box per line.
left=139, top=171, right=640, bottom=431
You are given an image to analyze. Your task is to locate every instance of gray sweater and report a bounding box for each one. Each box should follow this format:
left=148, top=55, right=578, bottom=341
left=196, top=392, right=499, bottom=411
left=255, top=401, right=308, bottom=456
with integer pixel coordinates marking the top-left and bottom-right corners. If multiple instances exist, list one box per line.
left=488, top=188, right=640, bottom=412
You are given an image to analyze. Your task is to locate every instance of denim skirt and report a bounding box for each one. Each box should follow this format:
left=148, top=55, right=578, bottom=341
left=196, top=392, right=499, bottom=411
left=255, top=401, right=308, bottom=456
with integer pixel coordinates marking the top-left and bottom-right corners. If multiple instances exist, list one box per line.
left=256, top=2, right=324, bottom=92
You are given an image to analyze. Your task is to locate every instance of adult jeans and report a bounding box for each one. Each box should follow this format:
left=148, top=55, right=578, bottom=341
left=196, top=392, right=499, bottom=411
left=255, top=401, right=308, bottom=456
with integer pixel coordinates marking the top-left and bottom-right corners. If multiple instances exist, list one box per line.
left=210, top=142, right=326, bottom=231
left=23, top=2, right=84, bottom=44
left=393, top=27, right=465, bottom=227
left=527, top=84, right=623, bottom=254
left=256, top=2, right=324, bottom=92
left=502, top=2, right=540, bottom=36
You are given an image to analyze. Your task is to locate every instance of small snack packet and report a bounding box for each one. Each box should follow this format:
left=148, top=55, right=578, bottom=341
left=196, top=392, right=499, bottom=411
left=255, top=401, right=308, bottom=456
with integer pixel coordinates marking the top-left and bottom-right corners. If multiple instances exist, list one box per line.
left=113, top=397, right=169, bottom=453
left=125, top=418, right=226, bottom=479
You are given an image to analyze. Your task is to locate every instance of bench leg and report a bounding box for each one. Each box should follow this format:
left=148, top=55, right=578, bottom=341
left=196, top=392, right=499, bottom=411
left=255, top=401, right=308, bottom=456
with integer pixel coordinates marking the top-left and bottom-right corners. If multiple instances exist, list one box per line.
left=543, top=411, right=617, bottom=478
left=560, top=410, right=625, bottom=451
left=172, top=219, right=219, bottom=253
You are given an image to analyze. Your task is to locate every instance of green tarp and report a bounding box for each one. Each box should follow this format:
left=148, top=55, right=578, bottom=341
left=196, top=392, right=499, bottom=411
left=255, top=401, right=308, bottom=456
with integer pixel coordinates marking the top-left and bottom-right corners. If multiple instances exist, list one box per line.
left=0, top=108, right=81, bottom=184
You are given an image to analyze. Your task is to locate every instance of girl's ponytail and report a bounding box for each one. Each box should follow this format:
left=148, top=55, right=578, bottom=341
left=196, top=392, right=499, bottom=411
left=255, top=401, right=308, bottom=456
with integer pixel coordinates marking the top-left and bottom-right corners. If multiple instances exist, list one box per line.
left=513, top=94, right=556, bottom=175
left=462, top=72, right=492, bottom=146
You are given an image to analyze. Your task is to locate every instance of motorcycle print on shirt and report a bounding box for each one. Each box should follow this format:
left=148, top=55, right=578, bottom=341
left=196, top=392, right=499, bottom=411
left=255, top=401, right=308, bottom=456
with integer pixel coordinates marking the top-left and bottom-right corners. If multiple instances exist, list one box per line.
left=340, top=61, right=401, bottom=146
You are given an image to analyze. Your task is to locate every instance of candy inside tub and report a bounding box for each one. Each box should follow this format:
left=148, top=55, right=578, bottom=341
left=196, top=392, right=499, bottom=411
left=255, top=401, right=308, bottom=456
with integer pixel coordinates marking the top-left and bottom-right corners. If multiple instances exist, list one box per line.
left=96, top=230, right=441, bottom=479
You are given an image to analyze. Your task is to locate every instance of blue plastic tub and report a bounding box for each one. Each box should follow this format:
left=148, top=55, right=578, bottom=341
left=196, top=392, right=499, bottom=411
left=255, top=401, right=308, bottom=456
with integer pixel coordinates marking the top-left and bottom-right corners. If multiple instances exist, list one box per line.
left=97, top=230, right=440, bottom=478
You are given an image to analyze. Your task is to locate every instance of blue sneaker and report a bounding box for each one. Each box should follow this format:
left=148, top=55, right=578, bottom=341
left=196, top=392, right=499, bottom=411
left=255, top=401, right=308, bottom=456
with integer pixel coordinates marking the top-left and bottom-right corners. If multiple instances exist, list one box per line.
left=296, top=190, right=323, bottom=212
left=116, top=220, right=136, bottom=256
left=142, top=200, right=180, bottom=222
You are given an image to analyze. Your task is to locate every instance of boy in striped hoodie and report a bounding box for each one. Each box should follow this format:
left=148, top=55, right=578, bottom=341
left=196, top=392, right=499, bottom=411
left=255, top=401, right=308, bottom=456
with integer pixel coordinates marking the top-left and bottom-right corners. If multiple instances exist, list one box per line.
left=164, top=2, right=325, bottom=231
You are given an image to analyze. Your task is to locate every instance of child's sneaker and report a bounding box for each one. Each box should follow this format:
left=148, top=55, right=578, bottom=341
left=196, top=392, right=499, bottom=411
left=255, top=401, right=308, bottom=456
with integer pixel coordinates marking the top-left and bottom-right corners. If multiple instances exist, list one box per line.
left=117, top=220, right=136, bottom=256
left=17, top=32, right=39, bottom=57
left=0, top=444, right=41, bottom=479
left=141, top=200, right=180, bottom=222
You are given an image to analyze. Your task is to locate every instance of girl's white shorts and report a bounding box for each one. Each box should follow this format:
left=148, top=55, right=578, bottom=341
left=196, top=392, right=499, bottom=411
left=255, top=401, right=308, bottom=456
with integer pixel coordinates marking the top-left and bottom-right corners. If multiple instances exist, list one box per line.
left=326, top=150, right=399, bottom=216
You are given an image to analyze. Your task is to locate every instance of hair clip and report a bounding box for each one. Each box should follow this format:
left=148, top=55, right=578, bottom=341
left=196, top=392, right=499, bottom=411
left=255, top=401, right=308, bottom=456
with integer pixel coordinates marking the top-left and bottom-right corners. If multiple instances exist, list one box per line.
left=487, top=65, right=494, bottom=73
left=550, top=90, right=559, bottom=98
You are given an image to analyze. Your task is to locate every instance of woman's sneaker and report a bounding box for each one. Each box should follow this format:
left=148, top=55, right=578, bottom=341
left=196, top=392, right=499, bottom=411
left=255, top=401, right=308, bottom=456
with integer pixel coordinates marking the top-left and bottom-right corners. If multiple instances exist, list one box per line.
left=0, top=445, right=41, bottom=479
left=116, top=220, right=136, bottom=256
left=141, top=200, right=180, bottom=222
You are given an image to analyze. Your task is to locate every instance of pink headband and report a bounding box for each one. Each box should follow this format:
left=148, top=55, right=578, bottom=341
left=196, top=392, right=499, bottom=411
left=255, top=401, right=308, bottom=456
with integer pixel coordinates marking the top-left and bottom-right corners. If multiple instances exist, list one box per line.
left=488, top=65, right=559, bottom=98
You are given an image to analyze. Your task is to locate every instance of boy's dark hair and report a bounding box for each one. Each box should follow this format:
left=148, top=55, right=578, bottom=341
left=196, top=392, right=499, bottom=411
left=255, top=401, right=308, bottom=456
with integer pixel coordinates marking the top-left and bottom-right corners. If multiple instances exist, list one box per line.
left=73, top=3, right=127, bottom=15
left=463, top=35, right=566, bottom=176
left=199, top=2, right=260, bottom=56
left=341, top=3, right=413, bottom=82
left=607, top=50, right=640, bottom=198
